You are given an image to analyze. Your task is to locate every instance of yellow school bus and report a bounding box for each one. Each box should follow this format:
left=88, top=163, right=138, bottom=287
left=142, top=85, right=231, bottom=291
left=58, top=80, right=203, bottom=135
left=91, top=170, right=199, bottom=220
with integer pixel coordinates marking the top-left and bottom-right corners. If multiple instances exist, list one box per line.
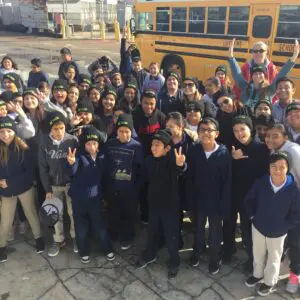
left=131, top=0, right=300, bottom=97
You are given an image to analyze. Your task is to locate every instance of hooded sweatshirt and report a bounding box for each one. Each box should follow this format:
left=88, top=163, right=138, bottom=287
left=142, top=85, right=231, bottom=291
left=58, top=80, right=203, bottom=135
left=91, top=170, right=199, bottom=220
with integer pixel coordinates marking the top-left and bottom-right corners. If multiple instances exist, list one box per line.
left=39, top=132, right=78, bottom=193
left=245, top=174, right=300, bottom=237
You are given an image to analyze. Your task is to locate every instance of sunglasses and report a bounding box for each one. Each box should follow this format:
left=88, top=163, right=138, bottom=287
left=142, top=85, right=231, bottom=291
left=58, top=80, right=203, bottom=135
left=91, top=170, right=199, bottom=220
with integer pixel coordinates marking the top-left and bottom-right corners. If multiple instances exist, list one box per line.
left=183, top=83, right=195, bottom=88
left=251, top=49, right=267, bottom=54
left=218, top=98, right=230, bottom=107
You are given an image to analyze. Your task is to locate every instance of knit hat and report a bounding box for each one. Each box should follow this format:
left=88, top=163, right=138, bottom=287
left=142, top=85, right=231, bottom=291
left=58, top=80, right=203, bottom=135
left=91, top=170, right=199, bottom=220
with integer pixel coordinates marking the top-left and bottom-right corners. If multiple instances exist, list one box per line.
left=153, top=129, right=172, bottom=146
left=78, top=74, right=92, bottom=86
left=0, top=116, right=17, bottom=132
left=60, top=47, right=72, bottom=55
left=250, top=64, right=266, bottom=76
left=23, top=87, right=39, bottom=99
left=0, top=91, right=14, bottom=103
left=141, top=89, right=157, bottom=100
left=167, top=72, right=179, bottom=82
left=131, top=48, right=141, bottom=62
left=31, top=58, right=42, bottom=67
left=76, top=99, right=94, bottom=114
left=88, top=84, right=102, bottom=95
left=80, top=125, right=107, bottom=146
left=254, top=115, right=274, bottom=127
left=3, top=73, right=21, bottom=89
left=232, top=115, right=253, bottom=130
left=103, top=86, right=118, bottom=99
left=52, top=79, right=68, bottom=92
left=269, top=152, right=290, bottom=172
left=46, top=111, right=66, bottom=131
left=183, top=77, right=199, bottom=89
left=215, top=65, right=227, bottom=76
left=254, top=99, right=273, bottom=113
left=116, top=113, right=133, bottom=131
left=286, top=101, right=300, bottom=116
left=124, top=77, right=138, bottom=93
left=12, top=92, right=22, bottom=99
left=186, top=100, right=203, bottom=115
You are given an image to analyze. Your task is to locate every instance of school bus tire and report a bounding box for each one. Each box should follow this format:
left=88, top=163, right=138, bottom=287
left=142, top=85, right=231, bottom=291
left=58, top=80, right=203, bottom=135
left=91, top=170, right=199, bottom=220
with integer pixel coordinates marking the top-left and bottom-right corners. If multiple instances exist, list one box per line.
left=161, top=54, right=185, bottom=81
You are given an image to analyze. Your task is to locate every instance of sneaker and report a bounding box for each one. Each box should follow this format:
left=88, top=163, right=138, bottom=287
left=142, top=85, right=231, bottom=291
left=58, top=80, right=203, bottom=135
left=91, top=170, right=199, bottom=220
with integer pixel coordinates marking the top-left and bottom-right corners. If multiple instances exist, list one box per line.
left=168, top=265, right=179, bottom=279
left=73, top=239, right=78, bottom=253
left=257, top=283, right=275, bottom=297
left=0, top=247, right=7, bottom=263
left=7, top=227, right=15, bottom=242
left=286, top=272, right=299, bottom=294
left=245, top=276, right=263, bottom=287
left=19, top=221, right=27, bottom=235
left=81, top=256, right=91, bottom=264
left=47, top=241, right=65, bottom=257
left=120, top=243, right=132, bottom=251
left=106, top=252, right=115, bottom=261
left=35, top=237, right=45, bottom=254
left=243, top=259, right=253, bottom=274
left=209, top=260, right=222, bottom=275
left=135, top=257, right=157, bottom=269
left=189, top=252, right=200, bottom=267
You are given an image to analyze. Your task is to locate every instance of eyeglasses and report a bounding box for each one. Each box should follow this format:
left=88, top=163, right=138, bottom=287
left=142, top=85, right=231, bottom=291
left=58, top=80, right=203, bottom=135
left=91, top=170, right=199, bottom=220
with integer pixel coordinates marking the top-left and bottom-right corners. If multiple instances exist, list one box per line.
left=218, top=99, right=230, bottom=107
left=251, top=49, right=267, bottom=54
left=198, top=128, right=217, bottom=133
left=183, top=83, right=195, bottom=88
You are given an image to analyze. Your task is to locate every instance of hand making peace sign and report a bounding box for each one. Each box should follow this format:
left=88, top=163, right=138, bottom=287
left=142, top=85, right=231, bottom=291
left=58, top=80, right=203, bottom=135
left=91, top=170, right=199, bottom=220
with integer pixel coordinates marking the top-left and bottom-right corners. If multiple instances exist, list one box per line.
left=67, top=147, right=77, bottom=165
left=174, top=146, right=186, bottom=167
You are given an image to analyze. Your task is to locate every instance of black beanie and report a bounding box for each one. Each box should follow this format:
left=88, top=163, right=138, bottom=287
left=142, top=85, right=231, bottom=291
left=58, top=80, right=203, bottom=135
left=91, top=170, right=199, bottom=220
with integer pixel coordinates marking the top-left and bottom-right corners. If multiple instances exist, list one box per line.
left=232, top=115, right=253, bottom=131
left=215, top=65, right=227, bottom=76
left=153, top=129, right=172, bottom=146
left=183, top=77, right=199, bottom=89
left=0, top=116, right=17, bottom=132
left=23, top=87, right=39, bottom=99
left=31, top=58, right=42, bottom=67
left=88, top=84, right=102, bottom=95
left=286, top=101, right=300, bottom=116
left=167, top=72, right=179, bottom=82
left=3, top=73, right=21, bottom=90
left=52, top=79, right=68, bottom=93
left=80, top=125, right=107, bottom=146
left=131, top=48, right=141, bottom=62
left=186, top=100, right=204, bottom=116
left=124, top=78, right=138, bottom=93
left=0, top=91, right=14, bottom=103
left=250, top=64, right=266, bottom=76
left=269, top=152, right=290, bottom=172
left=103, top=86, right=118, bottom=99
left=76, top=99, right=94, bottom=114
left=254, top=100, right=273, bottom=113
left=254, top=115, right=274, bottom=127
left=116, top=113, right=133, bottom=131
left=78, top=74, right=92, bottom=86
left=46, top=111, right=66, bottom=132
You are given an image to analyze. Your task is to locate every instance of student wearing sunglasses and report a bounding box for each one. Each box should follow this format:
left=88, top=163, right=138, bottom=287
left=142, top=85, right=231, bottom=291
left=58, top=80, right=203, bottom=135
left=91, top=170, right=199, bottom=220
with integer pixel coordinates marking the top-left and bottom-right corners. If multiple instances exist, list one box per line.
left=232, top=41, right=278, bottom=102
left=215, top=91, right=251, bottom=150
left=229, top=39, right=299, bottom=110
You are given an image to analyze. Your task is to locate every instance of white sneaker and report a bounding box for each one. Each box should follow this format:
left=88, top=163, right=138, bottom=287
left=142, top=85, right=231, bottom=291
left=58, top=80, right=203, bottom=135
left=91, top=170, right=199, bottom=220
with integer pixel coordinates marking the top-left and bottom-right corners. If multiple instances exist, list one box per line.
left=106, top=252, right=115, bottom=261
left=81, top=256, right=91, bottom=264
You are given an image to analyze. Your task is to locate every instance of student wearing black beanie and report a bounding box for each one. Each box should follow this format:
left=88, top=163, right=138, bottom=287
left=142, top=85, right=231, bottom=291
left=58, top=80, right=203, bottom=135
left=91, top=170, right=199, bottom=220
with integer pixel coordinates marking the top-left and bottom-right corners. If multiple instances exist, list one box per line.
left=67, top=125, right=114, bottom=264
left=222, top=115, right=269, bottom=272
left=78, top=74, right=92, bottom=91
left=3, top=72, right=24, bottom=93
left=0, top=116, right=44, bottom=262
left=104, top=113, right=143, bottom=250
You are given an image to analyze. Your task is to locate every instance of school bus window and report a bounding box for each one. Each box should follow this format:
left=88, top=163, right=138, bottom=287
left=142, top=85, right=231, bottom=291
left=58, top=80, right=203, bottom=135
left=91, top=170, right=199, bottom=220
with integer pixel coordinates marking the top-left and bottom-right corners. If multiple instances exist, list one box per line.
left=156, top=7, right=170, bottom=32
left=188, top=7, right=205, bottom=33
left=276, top=5, right=300, bottom=38
left=137, top=12, right=153, bottom=31
left=252, top=16, right=272, bottom=38
left=172, top=8, right=187, bottom=33
left=207, top=7, right=226, bottom=34
left=228, top=7, right=249, bottom=36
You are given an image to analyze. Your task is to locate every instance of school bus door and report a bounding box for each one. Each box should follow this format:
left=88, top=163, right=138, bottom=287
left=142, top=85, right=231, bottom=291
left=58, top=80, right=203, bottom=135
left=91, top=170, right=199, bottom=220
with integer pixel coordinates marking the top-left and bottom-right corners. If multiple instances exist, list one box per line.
left=249, top=4, right=278, bottom=52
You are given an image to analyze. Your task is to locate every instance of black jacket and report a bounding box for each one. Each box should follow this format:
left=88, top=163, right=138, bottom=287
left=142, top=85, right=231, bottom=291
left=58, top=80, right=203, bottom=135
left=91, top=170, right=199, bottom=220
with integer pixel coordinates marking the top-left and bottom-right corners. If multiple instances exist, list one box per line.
left=133, top=105, right=166, bottom=156
left=158, top=88, right=185, bottom=115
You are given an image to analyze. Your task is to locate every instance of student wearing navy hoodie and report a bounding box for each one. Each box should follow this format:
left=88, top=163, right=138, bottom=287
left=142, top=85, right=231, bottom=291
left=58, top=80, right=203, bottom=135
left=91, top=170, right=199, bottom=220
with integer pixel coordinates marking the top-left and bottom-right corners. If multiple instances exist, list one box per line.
left=0, top=117, right=44, bottom=262
left=244, top=152, right=300, bottom=297
left=104, top=113, right=143, bottom=250
left=187, top=118, right=231, bottom=274
left=66, top=125, right=115, bottom=264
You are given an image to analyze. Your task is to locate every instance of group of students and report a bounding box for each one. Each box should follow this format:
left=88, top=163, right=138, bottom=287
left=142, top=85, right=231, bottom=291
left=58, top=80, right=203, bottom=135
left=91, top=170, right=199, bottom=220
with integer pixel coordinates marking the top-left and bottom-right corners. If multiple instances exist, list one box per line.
left=0, top=29, right=300, bottom=297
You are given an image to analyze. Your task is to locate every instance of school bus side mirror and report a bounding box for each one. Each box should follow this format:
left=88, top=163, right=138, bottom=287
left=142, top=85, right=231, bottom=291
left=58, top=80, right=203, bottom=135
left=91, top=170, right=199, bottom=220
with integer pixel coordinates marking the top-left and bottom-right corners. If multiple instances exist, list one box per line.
left=130, top=18, right=136, bottom=35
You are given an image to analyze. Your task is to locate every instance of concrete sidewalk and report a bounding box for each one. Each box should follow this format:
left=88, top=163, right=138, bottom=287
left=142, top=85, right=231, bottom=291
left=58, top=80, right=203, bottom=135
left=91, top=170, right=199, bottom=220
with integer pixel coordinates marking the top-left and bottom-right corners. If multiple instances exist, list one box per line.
left=0, top=224, right=298, bottom=300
